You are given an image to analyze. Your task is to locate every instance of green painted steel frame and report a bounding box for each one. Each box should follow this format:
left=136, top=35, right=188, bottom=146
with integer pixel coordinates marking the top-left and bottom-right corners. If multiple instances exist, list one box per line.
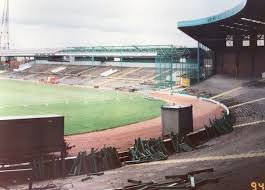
left=60, top=45, right=193, bottom=89
left=154, top=47, right=191, bottom=89
left=59, top=45, right=214, bottom=89
left=60, top=45, right=187, bottom=56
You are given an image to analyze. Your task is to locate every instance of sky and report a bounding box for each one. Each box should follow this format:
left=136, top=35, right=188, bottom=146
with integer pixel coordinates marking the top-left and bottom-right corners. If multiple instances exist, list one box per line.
left=1, top=0, right=242, bottom=49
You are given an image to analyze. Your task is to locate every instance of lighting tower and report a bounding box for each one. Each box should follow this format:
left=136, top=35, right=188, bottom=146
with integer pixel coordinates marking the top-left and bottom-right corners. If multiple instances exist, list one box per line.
left=0, top=0, right=9, bottom=50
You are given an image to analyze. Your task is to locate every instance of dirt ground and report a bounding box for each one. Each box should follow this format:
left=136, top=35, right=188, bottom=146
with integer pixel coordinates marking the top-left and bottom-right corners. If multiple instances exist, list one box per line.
left=65, top=92, right=224, bottom=155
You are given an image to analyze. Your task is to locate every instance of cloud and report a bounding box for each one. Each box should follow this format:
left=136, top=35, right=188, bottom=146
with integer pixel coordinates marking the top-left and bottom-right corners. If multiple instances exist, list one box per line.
left=3, top=0, right=243, bottom=48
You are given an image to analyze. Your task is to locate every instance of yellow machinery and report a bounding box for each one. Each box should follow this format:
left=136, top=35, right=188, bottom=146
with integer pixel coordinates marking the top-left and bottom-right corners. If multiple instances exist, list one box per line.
left=176, top=74, right=191, bottom=87
left=180, top=77, right=190, bottom=87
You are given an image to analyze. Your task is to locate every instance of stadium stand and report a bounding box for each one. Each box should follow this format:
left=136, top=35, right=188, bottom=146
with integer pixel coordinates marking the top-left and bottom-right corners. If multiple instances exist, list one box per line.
left=0, top=45, right=207, bottom=89
left=0, top=64, right=156, bottom=90
left=13, top=63, right=32, bottom=72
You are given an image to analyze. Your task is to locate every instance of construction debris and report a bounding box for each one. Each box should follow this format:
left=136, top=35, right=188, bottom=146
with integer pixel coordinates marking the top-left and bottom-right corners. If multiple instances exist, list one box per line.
left=165, top=168, right=214, bottom=180
left=69, top=147, right=121, bottom=176
left=123, top=135, right=197, bottom=165
left=81, top=176, right=93, bottom=182
left=185, top=114, right=234, bottom=146
left=125, top=138, right=168, bottom=164
left=207, top=115, right=234, bottom=137
left=116, top=168, right=221, bottom=190
left=170, top=132, right=194, bottom=153
left=81, top=172, right=104, bottom=182
left=124, top=114, right=233, bottom=165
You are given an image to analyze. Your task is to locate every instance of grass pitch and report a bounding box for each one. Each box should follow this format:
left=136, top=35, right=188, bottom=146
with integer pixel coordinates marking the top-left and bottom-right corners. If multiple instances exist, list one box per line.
left=0, top=79, right=163, bottom=135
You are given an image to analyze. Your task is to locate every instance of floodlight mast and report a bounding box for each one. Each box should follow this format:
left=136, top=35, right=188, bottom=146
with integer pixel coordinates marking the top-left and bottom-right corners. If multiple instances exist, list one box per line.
left=0, top=0, right=10, bottom=50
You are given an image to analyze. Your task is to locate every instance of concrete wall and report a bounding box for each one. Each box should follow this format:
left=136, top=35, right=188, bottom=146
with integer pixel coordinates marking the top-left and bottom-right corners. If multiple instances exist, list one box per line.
left=215, top=47, right=265, bottom=78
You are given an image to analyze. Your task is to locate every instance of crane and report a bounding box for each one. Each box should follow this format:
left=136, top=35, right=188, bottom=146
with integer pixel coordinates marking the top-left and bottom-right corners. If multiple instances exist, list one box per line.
left=0, top=0, right=9, bottom=50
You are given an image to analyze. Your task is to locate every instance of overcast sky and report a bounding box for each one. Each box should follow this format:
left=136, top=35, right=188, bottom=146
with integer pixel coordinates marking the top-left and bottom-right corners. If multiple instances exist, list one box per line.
left=1, top=0, right=242, bottom=49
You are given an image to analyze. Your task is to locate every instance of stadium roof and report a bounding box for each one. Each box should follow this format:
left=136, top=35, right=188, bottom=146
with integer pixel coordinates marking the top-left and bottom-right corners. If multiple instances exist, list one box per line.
left=55, top=45, right=192, bottom=58
left=58, top=45, right=189, bottom=57
left=0, top=46, right=192, bottom=58
left=178, top=0, right=265, bottom=50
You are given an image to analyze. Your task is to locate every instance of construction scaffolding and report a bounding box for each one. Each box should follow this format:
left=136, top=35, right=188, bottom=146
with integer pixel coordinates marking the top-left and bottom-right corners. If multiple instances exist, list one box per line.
left=0, top=0, right=10, bottom=50
left=154, top=44, right=214, bottom=89
left=154, top=46, right=190, bottom=89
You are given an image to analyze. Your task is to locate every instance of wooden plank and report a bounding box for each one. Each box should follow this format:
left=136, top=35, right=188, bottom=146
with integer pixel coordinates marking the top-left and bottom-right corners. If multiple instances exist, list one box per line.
left=0, top=168, right=32, bottom=173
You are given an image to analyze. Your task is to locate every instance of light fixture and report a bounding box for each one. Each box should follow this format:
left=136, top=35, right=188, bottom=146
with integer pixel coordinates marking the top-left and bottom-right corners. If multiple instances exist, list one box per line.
left=220, top=24, right=248, bottom=32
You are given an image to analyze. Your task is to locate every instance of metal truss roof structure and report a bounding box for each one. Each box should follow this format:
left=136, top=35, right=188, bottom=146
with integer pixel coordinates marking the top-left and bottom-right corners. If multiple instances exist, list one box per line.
left=58, top=45, right=190, bottom=58
left=0, top=45, right=191, bottom=59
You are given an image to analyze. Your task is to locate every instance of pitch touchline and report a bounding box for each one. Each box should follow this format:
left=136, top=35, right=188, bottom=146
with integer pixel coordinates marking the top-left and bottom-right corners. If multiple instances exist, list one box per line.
left=137, top=152, right=265, bottom=166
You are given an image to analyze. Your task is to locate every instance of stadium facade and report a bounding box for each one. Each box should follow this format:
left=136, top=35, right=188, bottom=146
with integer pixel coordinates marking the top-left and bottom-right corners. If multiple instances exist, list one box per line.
left=178, top=0, right=265, bottom=78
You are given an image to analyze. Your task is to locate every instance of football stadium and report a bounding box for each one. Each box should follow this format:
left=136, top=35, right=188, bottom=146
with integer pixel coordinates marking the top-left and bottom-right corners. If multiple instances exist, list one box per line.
left=0, top=0, right=265, bottom=189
